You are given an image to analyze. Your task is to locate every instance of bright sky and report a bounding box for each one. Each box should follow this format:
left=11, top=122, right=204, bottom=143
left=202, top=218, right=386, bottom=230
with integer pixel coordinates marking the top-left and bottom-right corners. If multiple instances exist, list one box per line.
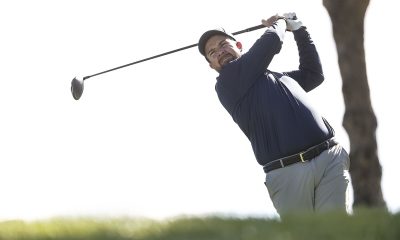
left=1, top=0, right=399, bottom=221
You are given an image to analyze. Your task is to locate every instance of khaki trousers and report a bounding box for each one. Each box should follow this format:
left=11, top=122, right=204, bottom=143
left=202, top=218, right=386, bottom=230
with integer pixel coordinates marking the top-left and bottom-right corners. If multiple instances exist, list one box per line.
left=264, top=144, right=351, bottom=216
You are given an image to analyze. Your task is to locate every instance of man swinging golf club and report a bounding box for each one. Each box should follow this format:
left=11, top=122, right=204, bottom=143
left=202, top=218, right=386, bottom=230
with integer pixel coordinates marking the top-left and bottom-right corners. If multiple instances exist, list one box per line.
left=198, top=13, right=351, bottom=216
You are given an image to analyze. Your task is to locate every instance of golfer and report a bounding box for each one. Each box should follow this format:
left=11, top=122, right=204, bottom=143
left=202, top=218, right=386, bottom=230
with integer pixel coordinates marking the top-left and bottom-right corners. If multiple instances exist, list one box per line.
left=198, top=13, right=350, bottom=216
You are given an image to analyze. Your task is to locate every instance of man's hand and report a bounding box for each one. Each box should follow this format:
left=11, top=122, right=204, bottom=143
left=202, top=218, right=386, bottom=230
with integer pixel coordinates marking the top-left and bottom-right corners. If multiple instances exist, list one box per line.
left=262, top=14, right=285, bottom=27
left=283, top=12, right=303, bottom=31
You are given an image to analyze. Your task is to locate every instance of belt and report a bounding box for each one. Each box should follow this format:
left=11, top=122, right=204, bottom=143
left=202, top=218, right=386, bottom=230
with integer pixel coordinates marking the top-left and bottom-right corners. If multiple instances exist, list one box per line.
left=263, top=138, right=338, bottom=173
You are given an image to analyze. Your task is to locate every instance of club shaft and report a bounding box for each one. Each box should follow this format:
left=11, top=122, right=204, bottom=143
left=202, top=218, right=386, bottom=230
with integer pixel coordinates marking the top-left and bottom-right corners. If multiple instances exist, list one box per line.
left=83, top=24, right=266, bottom=81
left=83, top=43, right=197, bottom=80
left=231, top=24, right=265, bottom=35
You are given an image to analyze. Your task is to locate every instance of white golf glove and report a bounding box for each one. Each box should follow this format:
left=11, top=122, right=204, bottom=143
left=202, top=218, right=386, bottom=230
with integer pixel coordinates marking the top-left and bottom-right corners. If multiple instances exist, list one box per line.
left=283, top=12, right=303, bottom=31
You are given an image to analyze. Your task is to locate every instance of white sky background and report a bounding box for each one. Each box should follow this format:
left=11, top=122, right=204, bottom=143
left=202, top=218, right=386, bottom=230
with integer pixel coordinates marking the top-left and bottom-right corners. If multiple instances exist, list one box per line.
left=0, top=0, right=399, bottom=220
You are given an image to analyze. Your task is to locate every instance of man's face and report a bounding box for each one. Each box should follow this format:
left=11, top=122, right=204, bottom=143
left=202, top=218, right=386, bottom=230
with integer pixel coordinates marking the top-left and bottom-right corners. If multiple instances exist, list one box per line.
left=204, top=35, right=242, bottom=72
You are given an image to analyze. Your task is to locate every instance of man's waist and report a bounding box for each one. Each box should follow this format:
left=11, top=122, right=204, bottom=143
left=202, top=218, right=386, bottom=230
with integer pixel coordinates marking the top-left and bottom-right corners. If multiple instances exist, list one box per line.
left=262, top=138, right=338, bottom=173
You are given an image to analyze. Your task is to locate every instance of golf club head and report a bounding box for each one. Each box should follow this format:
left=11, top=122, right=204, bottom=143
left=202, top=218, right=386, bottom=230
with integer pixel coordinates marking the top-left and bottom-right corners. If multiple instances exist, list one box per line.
left=71, top=77, right=84, bottom=100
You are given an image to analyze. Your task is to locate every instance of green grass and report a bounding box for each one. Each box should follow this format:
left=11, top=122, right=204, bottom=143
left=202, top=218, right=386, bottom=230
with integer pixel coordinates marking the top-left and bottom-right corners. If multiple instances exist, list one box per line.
left=0, top=209, right=399, bottom=240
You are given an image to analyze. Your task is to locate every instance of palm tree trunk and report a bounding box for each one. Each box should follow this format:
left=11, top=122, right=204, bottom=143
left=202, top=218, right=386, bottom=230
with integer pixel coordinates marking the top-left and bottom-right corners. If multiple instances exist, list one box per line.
left=323, top=0, right=386, bottom=208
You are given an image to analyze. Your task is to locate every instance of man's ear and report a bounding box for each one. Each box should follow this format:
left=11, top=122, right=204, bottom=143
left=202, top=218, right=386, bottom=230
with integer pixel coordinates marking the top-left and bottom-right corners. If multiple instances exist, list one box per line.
left=236, top=41, right=243, bottom=51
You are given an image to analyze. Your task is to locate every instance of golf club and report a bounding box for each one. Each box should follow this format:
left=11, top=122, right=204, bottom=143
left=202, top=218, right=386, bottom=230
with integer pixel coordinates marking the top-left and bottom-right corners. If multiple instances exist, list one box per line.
left=71, top=24, right=266, bottom=100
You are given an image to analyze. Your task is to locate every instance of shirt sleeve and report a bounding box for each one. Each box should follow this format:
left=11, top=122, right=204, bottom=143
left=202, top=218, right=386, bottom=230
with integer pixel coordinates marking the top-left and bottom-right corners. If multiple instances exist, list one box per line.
left=283, top=27, right=324, bottom=92
left=216, top=20, right=286, bottom=115
left=239, top=19, right=286, bottom=86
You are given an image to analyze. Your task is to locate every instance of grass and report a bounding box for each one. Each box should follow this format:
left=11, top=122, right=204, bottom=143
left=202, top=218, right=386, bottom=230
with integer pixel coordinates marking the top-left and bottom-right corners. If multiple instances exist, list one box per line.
left=0, top=209, right=399, bottom=240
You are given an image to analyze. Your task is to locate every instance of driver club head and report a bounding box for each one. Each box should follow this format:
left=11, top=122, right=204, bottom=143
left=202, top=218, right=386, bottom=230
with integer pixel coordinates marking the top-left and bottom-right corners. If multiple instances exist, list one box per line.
left=71, top=77, right=84, bottom=100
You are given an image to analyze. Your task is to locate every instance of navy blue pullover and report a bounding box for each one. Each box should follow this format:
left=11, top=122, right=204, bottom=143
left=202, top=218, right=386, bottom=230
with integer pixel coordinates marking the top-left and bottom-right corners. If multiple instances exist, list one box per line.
left=215, top=22, right=334, bottom=166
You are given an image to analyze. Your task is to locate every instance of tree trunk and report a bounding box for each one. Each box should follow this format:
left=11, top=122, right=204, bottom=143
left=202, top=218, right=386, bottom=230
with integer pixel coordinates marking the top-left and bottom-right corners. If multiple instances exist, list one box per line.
left=323, top=0, right=386, bottom=208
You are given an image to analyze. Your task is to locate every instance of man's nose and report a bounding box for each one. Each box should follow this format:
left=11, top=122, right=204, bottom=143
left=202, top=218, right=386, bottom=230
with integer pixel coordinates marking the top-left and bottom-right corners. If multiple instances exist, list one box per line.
left=216, top=48, right=226, bottom=57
